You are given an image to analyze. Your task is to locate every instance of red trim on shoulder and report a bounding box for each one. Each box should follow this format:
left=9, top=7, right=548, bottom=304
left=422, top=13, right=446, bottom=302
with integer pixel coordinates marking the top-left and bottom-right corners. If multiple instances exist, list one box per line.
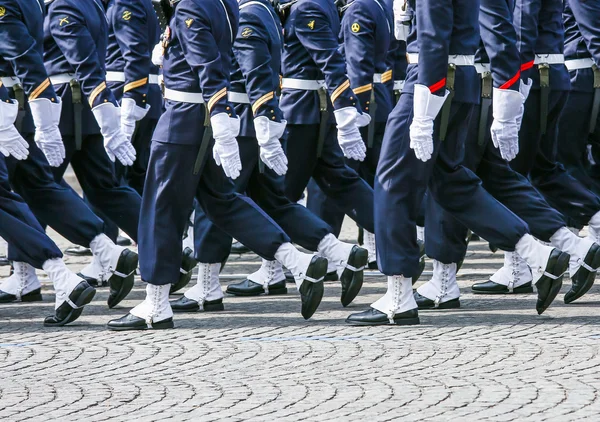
left=499, top=71, right=521, bottom=90
left=429, top=78, right=447, bottom=93
left=520, top=60, right=534, bottom=71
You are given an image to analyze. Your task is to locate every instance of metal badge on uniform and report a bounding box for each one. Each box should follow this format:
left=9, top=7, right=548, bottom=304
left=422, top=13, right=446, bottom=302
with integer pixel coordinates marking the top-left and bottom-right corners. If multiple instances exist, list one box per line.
left=122, top=10, right=132, bottom=21
left=307, top=20, right=315, bottom=29
left=241, top=27, right=253, bottom=38
left=351, top=22, right=360, bottom=33
left=0, top=6, right=6, bottom=17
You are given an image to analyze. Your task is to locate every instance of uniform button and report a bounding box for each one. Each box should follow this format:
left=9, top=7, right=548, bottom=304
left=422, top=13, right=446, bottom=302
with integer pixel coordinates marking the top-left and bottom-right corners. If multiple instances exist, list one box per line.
left=104, top=99, right=108, bottom=102
left=143, top=94, right=147, bottom=97
left=350, top=96, right=354, bottom=100
left=365, top=107, right=369, bottom=111
left=228, top=113, right=232, bottom=117
left=272, top=116, right=276, bottom=120
left=270, top=109, right=274, bottom=113
left=51, top=98, right=55, bottom=102
left=227, top=106, right=231, bottom=110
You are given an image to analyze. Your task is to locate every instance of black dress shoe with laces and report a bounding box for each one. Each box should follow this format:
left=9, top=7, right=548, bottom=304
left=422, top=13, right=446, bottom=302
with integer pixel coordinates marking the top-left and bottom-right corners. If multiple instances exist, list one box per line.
left=564, top=243, right=600, bottom=304
left=414, top=291, right=460, bottom=310
left=340, top=246, right=368, bottom=307
left=44, top=281, right=96, bottom=327
left=107, top=313, right=174, bottom=331
left=0, top=288, right=43, bottom=303
left=346, top=307, right=419, bottom=326
left=226, top=279, right=287, bottom=296
left=471, top=280, right=533, bottom=294
left=299, top=256, right=327, bottom=320
left=170, top=296, right=224, bottom=312
left=107, top=249, right=138, bottom=308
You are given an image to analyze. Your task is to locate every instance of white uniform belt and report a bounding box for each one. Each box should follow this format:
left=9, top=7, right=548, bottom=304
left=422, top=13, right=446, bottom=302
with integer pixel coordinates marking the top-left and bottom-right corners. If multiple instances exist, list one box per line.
left=406, top=53, right=475, bottom=66
left=228, top=91, right=250, bottom=104
left=565, top=58, right=595, bottom=71
left=393, top=80, right=405, bottom=91
left=106, top=71, right=161, bottom=84
left=1, top=77, right=21, bottom=88
left=49, top=73, right=77, bottom=85
left=533, top=54, right=565, bottom=65
left=475, top=63, right=491, bottom=74
left=281, top=78, right=326, bottom=90
left=163, top=88, right=204, bottom=104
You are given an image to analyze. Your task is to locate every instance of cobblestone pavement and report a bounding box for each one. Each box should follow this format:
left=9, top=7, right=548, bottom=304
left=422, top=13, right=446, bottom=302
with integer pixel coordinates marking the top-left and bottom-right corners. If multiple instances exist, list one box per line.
left=2, top=217, right=600, bottom=421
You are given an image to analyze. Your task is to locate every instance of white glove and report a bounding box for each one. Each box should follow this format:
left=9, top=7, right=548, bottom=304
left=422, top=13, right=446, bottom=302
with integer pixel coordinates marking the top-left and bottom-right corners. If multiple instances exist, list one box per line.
left=28, top=98, right=65, bottom=167
left=120, top=98, right=150, bottom=142
left=334, top=107, right=367, bottom=161
left=211, top=113, right=242, bottom=179
left=490, top=87, right=523, bottom=162
left=409, top=84, right=449, bottom=162
left=356, top=111, right=371, bottom=128
left=254, top=116, right=288, bottom=176
left=0, top=100, right=29, bottom=160
left=152, top=42, right=164, bottom=67
left=393, top=0, right=412, bottom=41
left=516, top=78, right=532, bottom=130
left=92, top=102, right=136, bottom=166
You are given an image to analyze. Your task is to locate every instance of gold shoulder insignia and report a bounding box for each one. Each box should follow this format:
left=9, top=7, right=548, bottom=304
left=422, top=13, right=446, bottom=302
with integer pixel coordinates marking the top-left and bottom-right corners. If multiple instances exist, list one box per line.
left=185, top=18, right=193, bottom=28
left=307, top=20, right=315, bottom=30
left=241, top=27, right=253, bottom=38
left=59, top=17, right=69, bottom=26
left=351, top=23, right=360, bottom=33
left=0, top=7, right=6, bottom=18
left=122, top=10, right=132, bottom=21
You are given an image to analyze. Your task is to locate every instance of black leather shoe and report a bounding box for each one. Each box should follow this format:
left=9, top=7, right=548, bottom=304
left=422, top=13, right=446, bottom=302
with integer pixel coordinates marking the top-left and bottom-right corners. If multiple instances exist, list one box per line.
left=0, top=256, right=10, bottom=266
left=107, top=313, right=174, bottom=331
left=565, top=243, right=600, bottom=304
left=324, top=271, right=338, bottom=282
left=471, top=280, right=534, bottom=294
left=116, top=235, right=132, bottom=246
left=0, top=288, right=43, bottom=303
left=44, top=281, right=96, bottom=327
left=170, top=296, right=224, bottom=312
left=231, top=241, right=250, bottom=254
left=414, top=291, right=460, bottom=310
left=368, top=261, right=378, bottom=270
left=77, top=272, right=108, bottom=288
left=170, top=247, right=197, bottom=294
left=536, top=249, right=569, bottom=315
left=346, top=307, right=420, bottom=326
left=107, top=249, right=138, bottom=308
left=64, top=245, right=93, bottom=257
left=285, top=270, right=295, bottom=284
left=226, top=279, right=287, bottom=296
left=299, top=256, right=327, bottom=319
left=412, top=239, right=426, bottom=284
left=340, top=246, right=368, bottom=307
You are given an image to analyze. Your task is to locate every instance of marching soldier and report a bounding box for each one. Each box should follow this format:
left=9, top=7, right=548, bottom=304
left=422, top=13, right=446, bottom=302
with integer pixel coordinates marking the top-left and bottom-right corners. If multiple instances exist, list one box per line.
left=175, top=0, right=368, bottom=312
left=346, top=0, right=571, bottom=326
left=0, top=80, right=95, bottom=326
left=107, top=0, right=330, bottom=331
left=413, top=0, right=600, bottom=310
left=0, top=0, right=138, bottom=309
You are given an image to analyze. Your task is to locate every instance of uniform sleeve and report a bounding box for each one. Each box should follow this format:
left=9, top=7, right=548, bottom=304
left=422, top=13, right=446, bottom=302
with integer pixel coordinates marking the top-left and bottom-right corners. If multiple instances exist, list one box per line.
left=48, top=1, right=116, bottom=107
left=514, top=0, right=541, bottom=80
left=233, top=11, right=283, bottom=121
left=0, top=1, right=57, bottom=100
left=342, top=4, right=379, bottom=110
left=294, top=2, right=356, bottom=110
left=566, top=0, right=600, bottom=67
left=174, top=1, right=234, bottom=117
left=415, top=0, right=453, bottom=94
left=479, top=0, right=521, bottom=90
left=113, top=0, right=152, bottom=106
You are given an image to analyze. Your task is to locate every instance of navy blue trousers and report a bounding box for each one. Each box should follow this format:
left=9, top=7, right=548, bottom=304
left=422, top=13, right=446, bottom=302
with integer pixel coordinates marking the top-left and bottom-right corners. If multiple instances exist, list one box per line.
left=194, top=135, right=332, bottom=263
left=556, top=91, right=600, bottom=196
left=51, top=133, right=141, bottom=242
left=375, top=92, right=528, bottom=277
left=511, top=90, right=600, bottom=229
left=283, top=123, right=375, bottom=234
left=306, top=123, right=385, bottom=236
left=425, top=104, right=566, bottom=264
left=139, top=139, right=290, bottom=285
left=0, top=156, right=62, bottom=268
left=4, top=133, right=104, bottom=252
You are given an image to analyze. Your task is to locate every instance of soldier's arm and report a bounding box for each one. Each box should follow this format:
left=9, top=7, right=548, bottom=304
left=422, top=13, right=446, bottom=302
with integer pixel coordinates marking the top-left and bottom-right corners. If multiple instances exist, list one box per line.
left=479, top=0, right=521, bottom=90
left=48, top=0, right=117, bottom=108
left=342, top=4, right=382, bottom=111
left=174, top=1, right=234, bottom=117
left=566, top=0, right=600, bottom=66
left=294, top=2, right=356, bottom=110
left=233, top=10, right=283, bottom=121
left=112, top=0, right=152, bottom=107
left=415, top=0, right=453, bottom=95
left=0, top=1, right=57, bottom=101
left=513, top=0, right=542, bottom=81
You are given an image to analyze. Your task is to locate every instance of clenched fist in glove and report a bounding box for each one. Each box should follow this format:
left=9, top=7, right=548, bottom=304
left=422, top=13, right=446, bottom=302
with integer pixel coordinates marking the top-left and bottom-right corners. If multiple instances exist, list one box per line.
left=28, top=98, right=65, bottom=166
left=121, top=98, right=150, bottom=142
left=92, top=102, right=136, bottom=166
left=393, top=0, right=412, bottom=41
left=490, top=87, right=525, bottom=162
left=0, top=99, right=29, bottom=160
left=152, top=42, right=164, bottom=67
left=409, top=84, right=449, bottom=162
left=212, top=113, right=242, bottom=180
left=334, top=107, right=368, bottom=161
left=254, top=116, right=288, bottom=176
